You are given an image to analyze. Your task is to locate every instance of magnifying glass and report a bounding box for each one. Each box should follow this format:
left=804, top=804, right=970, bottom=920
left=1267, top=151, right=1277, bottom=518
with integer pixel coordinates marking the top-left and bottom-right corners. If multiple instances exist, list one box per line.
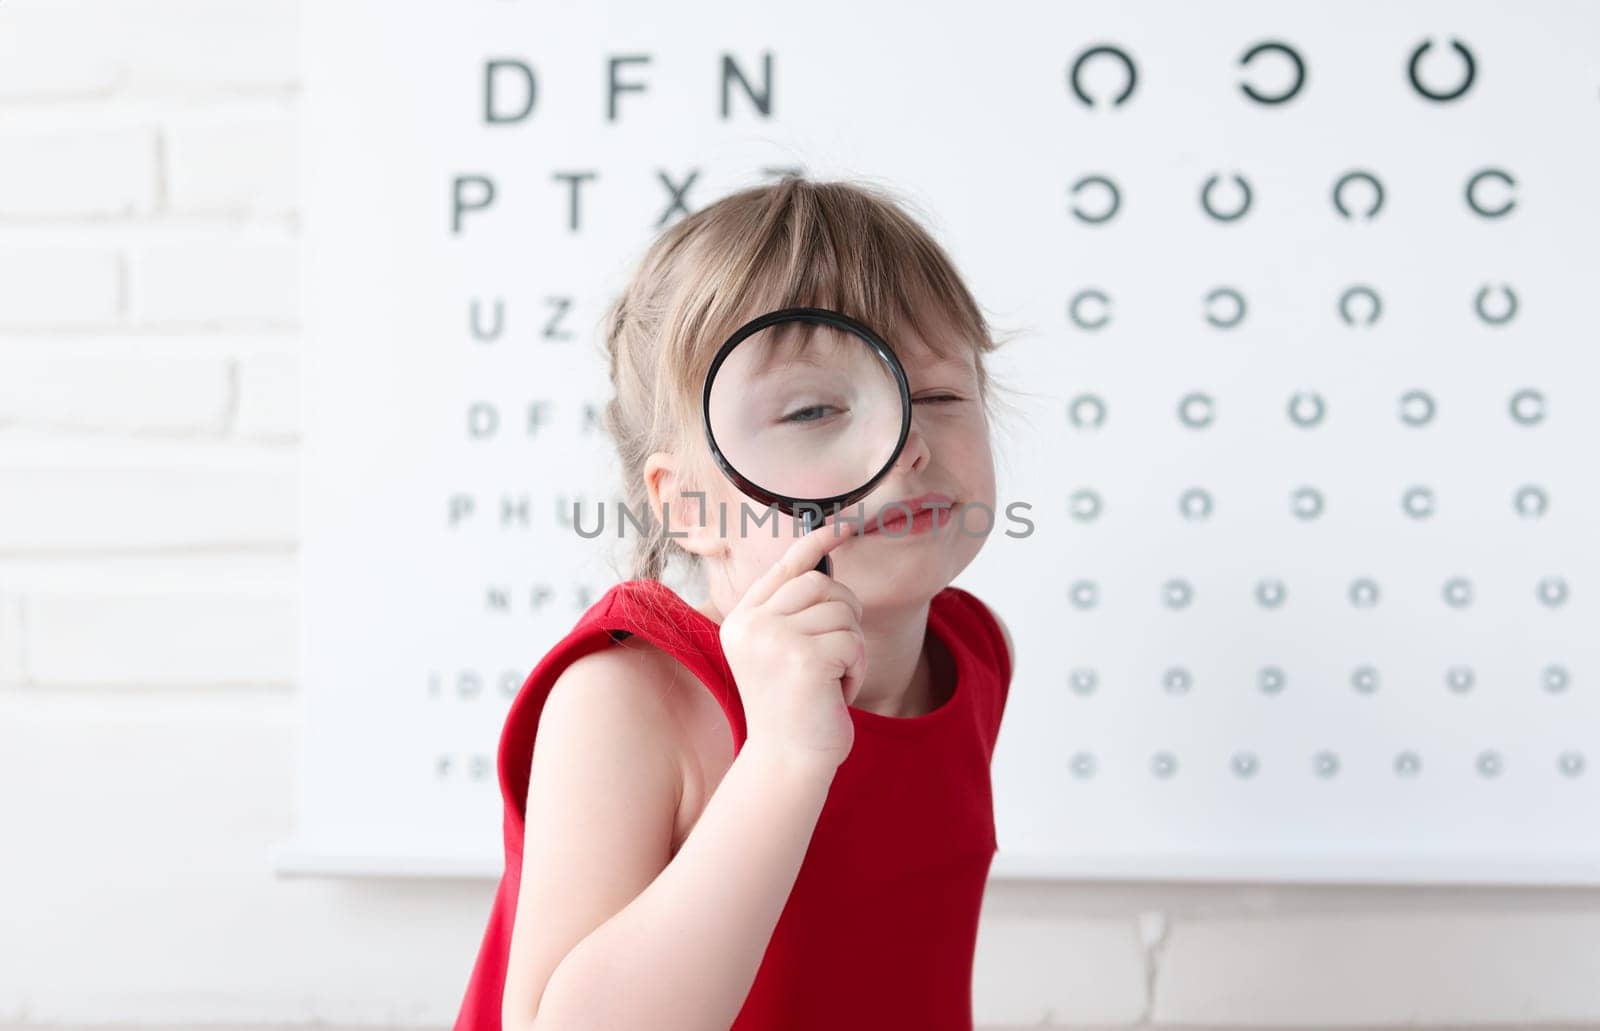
left=702, top=306, right=913, bottom=577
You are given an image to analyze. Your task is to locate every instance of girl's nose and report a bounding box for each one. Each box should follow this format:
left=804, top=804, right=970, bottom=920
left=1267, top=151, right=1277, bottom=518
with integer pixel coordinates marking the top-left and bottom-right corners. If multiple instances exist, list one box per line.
left=891, top=419, right=930, bottom=473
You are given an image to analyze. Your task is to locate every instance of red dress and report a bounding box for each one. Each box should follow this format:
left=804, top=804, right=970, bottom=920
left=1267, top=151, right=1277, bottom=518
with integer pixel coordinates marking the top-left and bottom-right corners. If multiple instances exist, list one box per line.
left=452, top=577, right=1013, bottom=1030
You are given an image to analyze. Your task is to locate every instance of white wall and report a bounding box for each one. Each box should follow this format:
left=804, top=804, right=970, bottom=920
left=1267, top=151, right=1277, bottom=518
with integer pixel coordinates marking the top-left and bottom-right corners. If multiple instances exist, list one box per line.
left=1, top=2, right=1597, bottom=1027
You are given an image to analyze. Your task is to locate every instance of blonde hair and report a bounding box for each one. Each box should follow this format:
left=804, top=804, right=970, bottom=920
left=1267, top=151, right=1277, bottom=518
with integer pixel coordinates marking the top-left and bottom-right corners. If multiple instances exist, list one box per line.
left=597, top=174, right=1020, bottom=585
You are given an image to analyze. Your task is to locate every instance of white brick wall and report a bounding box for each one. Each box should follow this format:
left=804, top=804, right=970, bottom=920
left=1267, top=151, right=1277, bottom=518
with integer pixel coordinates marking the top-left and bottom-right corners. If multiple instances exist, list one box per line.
left=0, top=2, right=1596, bottom=1028
left=164, top=116, right=298, bottom=216
left=0, top=249, right=122, bottom=325
left=0, top=128, right=157, bottom=217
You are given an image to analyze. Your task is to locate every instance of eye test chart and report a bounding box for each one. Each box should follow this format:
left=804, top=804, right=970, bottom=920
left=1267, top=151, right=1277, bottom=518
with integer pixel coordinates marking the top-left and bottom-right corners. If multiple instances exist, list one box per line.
left=277, top=0, right=1600, bottom=883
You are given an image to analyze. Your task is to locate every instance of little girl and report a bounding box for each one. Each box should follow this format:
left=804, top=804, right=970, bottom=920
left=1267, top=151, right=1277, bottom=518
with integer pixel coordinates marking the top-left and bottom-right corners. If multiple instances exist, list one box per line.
left=453, top=176, right=1016, bottom=1030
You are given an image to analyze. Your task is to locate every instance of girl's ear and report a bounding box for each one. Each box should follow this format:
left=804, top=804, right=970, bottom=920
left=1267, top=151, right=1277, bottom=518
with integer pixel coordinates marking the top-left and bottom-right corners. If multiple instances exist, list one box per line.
left=643, top=450, right=726, bottom=560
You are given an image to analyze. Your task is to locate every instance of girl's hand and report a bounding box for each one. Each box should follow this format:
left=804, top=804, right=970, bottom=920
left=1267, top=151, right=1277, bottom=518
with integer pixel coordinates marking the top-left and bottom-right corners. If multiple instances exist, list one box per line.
left=718, top=520, right=866, bottom=773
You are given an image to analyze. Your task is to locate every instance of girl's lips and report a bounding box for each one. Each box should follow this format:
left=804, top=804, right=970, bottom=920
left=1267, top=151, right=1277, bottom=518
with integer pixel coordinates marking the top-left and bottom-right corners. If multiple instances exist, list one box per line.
left=861, top=494, right=959, bottom=536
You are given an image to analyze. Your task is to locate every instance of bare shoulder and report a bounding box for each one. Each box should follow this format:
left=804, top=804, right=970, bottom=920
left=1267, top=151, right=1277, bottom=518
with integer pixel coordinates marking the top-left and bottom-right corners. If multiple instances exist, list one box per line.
left=531, top=632, right=707, bottom=817
left=540, top=633, right=698, bottom=737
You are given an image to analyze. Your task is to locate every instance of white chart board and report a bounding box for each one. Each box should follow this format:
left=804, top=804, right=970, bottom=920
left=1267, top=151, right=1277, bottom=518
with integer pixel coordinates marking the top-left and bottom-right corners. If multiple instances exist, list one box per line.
left=279, top=0, right=1600, bottom=884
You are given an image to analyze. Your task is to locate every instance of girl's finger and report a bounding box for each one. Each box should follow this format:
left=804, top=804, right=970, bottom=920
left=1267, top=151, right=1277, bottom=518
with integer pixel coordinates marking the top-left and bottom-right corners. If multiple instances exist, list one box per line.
left=739, top=517, right=861, bottom=609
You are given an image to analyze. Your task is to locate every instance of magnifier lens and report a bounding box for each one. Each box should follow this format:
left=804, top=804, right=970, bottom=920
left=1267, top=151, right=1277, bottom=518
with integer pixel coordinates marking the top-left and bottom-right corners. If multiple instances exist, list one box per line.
left=706, top=319, right=904, bottom=505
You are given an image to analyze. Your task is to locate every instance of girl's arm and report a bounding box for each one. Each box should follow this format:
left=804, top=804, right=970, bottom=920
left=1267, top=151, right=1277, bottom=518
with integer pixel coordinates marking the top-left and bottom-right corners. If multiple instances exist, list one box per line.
left=500, top=640, right=836, bottom=1031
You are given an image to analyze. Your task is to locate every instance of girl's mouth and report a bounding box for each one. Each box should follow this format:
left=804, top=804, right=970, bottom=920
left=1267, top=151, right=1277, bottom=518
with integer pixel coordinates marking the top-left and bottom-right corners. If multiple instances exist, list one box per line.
left=861, top=493, right=958, bottom=537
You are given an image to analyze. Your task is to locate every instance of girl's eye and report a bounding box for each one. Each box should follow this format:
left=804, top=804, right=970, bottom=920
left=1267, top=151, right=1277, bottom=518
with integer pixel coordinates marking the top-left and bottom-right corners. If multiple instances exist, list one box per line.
left=914, top=394, right=965, bottom=405
left=779, top=404, right=842, bottom=424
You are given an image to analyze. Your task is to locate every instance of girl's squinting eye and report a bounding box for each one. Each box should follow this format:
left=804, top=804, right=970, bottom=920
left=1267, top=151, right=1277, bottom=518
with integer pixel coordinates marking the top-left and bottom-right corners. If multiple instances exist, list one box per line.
left=913, top=393, right=966, bottom=404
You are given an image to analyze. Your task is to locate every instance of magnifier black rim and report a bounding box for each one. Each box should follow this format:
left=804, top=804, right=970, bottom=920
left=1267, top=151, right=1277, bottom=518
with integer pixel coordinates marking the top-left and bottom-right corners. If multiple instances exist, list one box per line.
left=701, top=305, right=913, bottom=517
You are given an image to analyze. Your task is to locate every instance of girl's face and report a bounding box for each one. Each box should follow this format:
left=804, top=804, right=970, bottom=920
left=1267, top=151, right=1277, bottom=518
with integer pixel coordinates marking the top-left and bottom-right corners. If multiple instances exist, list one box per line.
left=684, top=327, right=996, bottom=615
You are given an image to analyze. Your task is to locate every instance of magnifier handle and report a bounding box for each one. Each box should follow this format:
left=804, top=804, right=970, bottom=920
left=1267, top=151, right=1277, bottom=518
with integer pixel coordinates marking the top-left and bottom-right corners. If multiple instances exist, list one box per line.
left=803, top=508, right=834, bottom=578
